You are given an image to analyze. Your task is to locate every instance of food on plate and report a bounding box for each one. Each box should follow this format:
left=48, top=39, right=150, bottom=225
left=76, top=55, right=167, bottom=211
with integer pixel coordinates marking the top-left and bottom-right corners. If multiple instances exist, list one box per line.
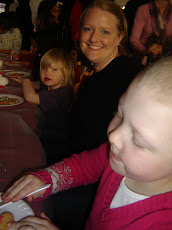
left=0, top=73, right=8, bottom=87
left=0, top=96, right=20, bottom=105
left=0, top=212, right=14, bottom=230
left=7, top=73, right=25, bottom=77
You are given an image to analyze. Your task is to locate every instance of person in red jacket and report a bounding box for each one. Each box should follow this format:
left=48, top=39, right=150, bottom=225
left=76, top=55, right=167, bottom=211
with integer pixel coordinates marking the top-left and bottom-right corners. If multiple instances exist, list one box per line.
left=3, top=52, right=172, bottom=230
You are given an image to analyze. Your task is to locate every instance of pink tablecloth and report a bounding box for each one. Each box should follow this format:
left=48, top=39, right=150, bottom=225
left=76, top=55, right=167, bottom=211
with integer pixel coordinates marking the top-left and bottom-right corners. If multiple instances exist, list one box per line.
left=0, top=53, right=47, bottom=215
left=0, top=55, right=42, bottom=135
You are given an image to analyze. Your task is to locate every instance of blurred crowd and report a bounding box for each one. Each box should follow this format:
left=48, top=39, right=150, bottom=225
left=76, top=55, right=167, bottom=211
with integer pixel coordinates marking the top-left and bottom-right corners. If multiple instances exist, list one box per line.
left=0, top=0, right=171, bottom=74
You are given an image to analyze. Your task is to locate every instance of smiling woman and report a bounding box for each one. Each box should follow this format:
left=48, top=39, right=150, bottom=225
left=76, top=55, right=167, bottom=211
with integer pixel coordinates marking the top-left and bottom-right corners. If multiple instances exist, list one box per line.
left=55, top=0, right=144, bottom=229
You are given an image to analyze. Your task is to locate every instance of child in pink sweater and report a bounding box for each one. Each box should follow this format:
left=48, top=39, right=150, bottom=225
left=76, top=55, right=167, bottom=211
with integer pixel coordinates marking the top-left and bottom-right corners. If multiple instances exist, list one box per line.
left=2, top=56, right=172, bottom=229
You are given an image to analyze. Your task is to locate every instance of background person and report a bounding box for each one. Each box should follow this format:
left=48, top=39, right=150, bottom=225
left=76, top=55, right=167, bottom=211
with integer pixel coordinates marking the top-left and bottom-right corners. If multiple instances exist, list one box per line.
left=124, top=0, right=150, bottom=38
left=0, top=11, right=22, bottom=60
left=15, top=0, right=34, bottom=51
left=30, top=0, right=72, bottom=86
left=129, top=0, right=172, bottom=64
left=35, top=0, right=71, bottom=54
left=3, top=56, right=172, bottom=230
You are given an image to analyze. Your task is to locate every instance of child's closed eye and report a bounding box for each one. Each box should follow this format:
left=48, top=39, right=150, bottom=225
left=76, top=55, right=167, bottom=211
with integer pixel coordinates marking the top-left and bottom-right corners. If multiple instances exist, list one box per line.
left=134, top=141, right=144, bottom=149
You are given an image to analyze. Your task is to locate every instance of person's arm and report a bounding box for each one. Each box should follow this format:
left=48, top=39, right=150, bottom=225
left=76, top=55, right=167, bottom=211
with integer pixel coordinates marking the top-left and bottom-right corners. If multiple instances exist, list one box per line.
left=2, top=142, right=109, bottom=202
left=130, top=6, right=148, bottom=56
left=22, top=78, right=40, bottom=104
left=33, top=80, right=41, bottom=90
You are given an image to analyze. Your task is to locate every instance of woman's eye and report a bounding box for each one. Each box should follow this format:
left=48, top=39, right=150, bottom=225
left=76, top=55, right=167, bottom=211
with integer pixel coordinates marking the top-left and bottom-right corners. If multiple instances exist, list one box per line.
left=102, top=30, right=110, bottom=34
left=52, top=68, right=57, bottom=71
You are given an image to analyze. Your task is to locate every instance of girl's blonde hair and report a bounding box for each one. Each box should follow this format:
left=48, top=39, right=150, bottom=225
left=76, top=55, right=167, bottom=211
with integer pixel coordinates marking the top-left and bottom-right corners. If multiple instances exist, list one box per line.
left=40, top=48, right=75, bottom=87
left=80, top=0, right=128, bottom=55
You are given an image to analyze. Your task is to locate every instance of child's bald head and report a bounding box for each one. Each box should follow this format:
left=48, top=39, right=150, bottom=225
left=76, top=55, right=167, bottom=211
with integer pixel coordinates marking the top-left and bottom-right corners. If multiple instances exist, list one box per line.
left=132, top=56, right=172, bottom=106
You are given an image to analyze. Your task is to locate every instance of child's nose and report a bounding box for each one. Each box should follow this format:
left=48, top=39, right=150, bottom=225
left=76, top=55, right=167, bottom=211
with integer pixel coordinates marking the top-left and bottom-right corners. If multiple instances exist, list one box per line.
left=108, top=127, right=123, bottom=151
left=45, top=68, right=50, bottom=74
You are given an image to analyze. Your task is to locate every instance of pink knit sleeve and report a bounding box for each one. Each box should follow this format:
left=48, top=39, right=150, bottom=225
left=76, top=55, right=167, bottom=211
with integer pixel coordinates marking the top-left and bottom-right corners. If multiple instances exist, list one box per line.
left=30, top=142, right=109, bottom=199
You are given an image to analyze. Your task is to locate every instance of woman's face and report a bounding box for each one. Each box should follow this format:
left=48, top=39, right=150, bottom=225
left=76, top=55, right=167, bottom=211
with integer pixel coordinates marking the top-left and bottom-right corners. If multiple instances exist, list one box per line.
left=50, top=5, right=61, bottom=24
left=80, top=7, right=123, bottom=71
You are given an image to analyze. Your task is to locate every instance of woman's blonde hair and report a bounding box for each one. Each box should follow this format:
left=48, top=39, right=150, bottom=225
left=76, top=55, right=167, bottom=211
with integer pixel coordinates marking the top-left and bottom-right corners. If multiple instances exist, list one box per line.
left=80, top=0, right=128, bottom=55
left=40, top=48, right=75, bottom=87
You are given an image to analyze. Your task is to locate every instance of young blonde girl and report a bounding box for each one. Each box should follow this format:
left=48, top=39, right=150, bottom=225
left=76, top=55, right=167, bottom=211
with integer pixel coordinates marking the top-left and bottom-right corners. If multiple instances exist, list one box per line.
left=16, top=48, right=75, bottom=164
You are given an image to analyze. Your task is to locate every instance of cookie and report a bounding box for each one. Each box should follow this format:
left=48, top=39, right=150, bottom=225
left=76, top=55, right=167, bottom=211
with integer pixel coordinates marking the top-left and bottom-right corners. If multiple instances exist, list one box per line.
left=0, top=212, right=14, bottom=230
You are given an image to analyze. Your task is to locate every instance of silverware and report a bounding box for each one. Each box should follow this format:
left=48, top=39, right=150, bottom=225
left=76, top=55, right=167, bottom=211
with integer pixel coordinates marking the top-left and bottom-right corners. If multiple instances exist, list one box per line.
left=0, top=184, right=51, bottom=209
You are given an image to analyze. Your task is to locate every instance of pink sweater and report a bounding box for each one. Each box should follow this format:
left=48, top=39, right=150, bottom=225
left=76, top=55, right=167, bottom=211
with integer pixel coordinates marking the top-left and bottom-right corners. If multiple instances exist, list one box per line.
left=130, top=3, right=172, bottom=56
left=33, top=142, right=172, bottom=229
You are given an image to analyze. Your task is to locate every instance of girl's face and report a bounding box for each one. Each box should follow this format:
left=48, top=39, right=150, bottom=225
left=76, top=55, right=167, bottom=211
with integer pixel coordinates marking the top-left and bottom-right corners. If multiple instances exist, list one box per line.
left=80, top=7, right=123, bottom=72
left=40, top=63, right=64, bottom=90
left=107, top=81, right=172, bottom=184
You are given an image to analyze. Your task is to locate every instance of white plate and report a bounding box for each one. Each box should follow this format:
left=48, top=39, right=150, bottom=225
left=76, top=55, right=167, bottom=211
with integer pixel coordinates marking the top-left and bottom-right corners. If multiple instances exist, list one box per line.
left=0, top=94, right=24, bottom=106
left=0, top=193, right=34, bottom=222
left=4, top=71, right=31, bottom=78
left=4, top=61, right=23, bottom=66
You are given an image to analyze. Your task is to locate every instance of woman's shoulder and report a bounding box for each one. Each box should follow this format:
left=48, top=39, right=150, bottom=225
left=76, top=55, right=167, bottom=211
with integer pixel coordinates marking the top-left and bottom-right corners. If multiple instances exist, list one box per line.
left=137, top=2, right=150, bottom=14
left=105, top=56, right=144, bottom=82
left=137, top=2, right=150, bottom=10
left=108, top=55, right=143, bottom=70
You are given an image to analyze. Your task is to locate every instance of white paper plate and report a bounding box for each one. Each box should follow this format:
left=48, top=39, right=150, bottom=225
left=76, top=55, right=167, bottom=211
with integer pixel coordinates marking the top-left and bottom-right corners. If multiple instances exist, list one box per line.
left=0, top=94, right=24, bottom=106
left=4, top=71, right=31, bottom=78
left=0, top=193, right=34, bottom=222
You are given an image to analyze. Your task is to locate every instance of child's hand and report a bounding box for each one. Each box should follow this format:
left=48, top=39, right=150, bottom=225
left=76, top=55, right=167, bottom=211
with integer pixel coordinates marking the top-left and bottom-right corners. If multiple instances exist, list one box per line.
left=8, top=212, right=60, bottom=230
left=2, top=174, right=45, bottom=203
left=11, top=76, right=23, bottom=84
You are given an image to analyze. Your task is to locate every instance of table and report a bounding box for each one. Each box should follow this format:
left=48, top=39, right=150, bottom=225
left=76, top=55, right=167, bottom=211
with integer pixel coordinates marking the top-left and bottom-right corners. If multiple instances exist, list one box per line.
left=0, top=52, right=47, bottom=215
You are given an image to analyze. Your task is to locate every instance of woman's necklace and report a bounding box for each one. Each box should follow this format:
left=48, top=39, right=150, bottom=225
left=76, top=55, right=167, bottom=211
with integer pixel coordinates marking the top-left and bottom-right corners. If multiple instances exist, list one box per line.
left=156, top=0, right=168, bottom=11
left=156, top=0, right=168, bottom=14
